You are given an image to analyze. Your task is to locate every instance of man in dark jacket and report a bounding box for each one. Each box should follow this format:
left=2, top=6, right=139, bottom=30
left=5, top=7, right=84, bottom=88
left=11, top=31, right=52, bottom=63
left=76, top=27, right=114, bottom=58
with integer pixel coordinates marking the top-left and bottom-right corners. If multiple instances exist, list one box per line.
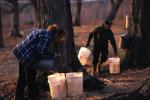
left=86, top=20, right=117, bottom=77
left=13, top=24, right=65, bottom=100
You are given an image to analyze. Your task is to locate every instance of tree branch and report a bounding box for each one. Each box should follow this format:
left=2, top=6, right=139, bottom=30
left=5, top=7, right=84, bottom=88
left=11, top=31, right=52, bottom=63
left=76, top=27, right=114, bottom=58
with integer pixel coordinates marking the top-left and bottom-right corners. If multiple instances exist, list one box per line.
left=107, top=0, right=123, bottom=21
left=3, top=3, right=31, bottom=14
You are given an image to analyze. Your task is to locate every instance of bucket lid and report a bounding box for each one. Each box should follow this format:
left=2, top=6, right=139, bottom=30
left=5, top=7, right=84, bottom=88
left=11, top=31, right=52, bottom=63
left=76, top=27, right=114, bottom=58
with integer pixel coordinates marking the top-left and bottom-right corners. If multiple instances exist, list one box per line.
left=108, top=57, right=120, bottom=63
left=66, top=72, right=83, bottom=78
left=48, top=73, right=65, bottom=80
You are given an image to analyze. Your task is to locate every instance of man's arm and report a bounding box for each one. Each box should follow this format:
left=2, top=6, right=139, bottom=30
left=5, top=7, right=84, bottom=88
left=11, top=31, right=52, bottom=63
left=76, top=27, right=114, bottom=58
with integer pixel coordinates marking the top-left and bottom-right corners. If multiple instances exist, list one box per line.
left=37, top=32, right=54, bottom=58
left=109, top=31, right=117, bottom=54
left=86, top=28, right=97, bottom=47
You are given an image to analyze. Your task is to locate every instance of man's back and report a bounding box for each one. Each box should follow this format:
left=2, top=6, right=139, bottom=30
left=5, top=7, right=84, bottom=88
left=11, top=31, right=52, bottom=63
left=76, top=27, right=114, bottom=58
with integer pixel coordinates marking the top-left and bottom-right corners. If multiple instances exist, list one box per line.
left=13, top=29, right=54, bottom=65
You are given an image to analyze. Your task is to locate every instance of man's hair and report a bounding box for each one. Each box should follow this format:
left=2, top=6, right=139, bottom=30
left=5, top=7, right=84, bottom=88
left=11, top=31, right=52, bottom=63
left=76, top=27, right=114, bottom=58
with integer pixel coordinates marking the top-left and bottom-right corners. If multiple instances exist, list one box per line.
left=47, top=24, right=59, bottom=33
left=47, top=24, right=65, bottom=36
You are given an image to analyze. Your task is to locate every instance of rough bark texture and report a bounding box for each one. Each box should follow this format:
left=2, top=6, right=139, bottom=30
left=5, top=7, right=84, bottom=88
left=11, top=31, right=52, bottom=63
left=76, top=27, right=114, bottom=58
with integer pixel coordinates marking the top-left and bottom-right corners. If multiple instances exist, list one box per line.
left=123, top=0, right=150, bottom=68
left=73, top=0, right=82, bottom=26
left=0, top=2, right=4, bottom=48
left=34, top=0, right=82, bottom=72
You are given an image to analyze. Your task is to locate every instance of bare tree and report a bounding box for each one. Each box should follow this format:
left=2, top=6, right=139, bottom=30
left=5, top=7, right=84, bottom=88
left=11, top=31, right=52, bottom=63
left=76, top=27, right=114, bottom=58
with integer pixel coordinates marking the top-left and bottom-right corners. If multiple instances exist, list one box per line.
left=123, top=0, right=150, bottom=68
left=107, top=0, right=123, bottom=21
left=0, top=1, right=4, bottom=47
left=2, top=0, right=30, bottom=14
left=73, top=0, right=82, bottom=26
left=10, top=0, right=22, bottom=37
left=2, top=0, right=21, bottom=37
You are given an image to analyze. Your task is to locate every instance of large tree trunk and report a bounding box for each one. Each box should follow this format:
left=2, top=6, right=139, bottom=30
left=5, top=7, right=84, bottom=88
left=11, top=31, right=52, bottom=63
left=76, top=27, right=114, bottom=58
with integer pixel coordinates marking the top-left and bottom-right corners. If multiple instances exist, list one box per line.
left=123, top=0, right=150, bottom=68
left=35, top=0, right=81, bottom=72
left=34, top=0, right=104, bottom=93
left=10, top=0, right=21, bottom=37
left=0, top=2, right=4, bottom=48
left=107, top=0, right=123, bottom=21
left=73, top=0, right=82, bottom=26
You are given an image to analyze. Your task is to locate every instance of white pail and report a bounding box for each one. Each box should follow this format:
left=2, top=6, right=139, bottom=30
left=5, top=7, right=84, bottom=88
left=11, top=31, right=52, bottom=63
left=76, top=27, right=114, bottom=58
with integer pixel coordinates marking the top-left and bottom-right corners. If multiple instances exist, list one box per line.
left=108, top=57, right=120, bottom=74
left=78, top=47, right=91, bottom=65
left=66, top=72, right=83, bottom=96
left=48, top=73, right=67, bottom=99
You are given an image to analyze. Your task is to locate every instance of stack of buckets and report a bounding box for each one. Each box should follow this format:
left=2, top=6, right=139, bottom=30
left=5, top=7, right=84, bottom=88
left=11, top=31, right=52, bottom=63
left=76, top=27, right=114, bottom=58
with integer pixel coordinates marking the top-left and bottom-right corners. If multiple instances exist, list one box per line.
left=48, top=72, right=83, bottom=99
left=108, top=57, right=120, bottom=74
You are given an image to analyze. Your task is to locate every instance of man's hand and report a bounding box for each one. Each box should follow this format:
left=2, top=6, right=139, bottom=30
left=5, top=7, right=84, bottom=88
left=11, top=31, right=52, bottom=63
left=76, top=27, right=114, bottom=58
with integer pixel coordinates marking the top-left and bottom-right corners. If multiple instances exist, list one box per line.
left=54, top=53, right=61, bottom=57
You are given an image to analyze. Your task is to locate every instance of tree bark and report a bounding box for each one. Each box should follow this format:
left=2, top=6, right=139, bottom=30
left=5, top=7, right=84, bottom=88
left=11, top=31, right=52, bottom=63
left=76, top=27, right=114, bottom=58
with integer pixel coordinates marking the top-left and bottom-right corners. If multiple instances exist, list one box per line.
left=34, top=0, right=82, bottom=72
left=73, top=0, right=82, bottom=26
left=0, top=1, right=4, bottom=48
left=123, top=0, right=150, bottom=68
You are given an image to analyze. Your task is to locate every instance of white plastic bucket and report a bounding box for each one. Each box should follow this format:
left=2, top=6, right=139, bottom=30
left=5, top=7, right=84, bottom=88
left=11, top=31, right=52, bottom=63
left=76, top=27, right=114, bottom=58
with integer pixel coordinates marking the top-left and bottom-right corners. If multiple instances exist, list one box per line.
left=108, top=57, right=120, bottom=74
left=66, top=72, right=83, bottom=96
left=48, top=73, right=67, bottom=99
left=78, top=47, right=91, bottom=65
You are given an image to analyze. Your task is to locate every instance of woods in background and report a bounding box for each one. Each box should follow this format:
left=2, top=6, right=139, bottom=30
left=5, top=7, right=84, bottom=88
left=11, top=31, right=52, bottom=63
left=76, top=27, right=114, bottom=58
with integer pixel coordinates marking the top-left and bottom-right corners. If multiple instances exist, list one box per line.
left=0, top=0, right=150, bottom=68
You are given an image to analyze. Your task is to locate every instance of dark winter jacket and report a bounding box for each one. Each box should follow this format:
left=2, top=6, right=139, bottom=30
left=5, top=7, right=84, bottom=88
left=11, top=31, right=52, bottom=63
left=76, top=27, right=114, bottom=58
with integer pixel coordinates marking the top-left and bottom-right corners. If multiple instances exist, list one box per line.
left=86, top=26, right=117, bottom=53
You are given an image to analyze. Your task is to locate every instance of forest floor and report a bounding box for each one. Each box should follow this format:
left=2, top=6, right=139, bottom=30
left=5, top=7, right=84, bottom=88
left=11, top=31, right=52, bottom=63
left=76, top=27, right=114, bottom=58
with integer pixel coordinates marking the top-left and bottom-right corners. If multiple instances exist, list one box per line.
left=0, top=24, right=150, bottom=100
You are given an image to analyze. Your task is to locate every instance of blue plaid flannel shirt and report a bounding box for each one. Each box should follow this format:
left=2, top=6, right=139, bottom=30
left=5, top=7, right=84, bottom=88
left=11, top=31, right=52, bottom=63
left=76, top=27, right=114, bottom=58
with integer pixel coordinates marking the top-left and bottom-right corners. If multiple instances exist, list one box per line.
left=13, top=29, right=55, bottom=65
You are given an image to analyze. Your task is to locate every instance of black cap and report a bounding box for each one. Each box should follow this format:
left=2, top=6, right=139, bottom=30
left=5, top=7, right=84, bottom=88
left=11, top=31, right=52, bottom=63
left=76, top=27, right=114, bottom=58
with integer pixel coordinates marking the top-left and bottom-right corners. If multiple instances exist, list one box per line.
left=105, top=20, right=113, bottom=25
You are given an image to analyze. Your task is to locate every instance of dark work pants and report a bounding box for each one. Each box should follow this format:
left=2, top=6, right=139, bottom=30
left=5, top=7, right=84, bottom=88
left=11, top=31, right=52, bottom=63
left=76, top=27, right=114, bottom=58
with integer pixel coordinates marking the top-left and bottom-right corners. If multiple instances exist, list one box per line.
left=92, top=48, right=108, bottom=74
left=15, top=61, right=38, bottom=99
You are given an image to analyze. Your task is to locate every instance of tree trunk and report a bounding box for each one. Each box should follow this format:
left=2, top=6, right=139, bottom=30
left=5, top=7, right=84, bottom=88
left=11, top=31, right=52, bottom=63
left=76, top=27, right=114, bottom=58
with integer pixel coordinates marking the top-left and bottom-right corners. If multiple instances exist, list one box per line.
left=0, top=2, right=4, bottom=48
left=123, top=0, right=150, bottom=68
left=34, top=0, right=104, bottom=93
left=35, top=0, right=82, bottom=72
left=10, top=0, right=21, bottom=37
left=107, top=0, right=123, bottom=21
left=73, top=0, right=82, bottom=26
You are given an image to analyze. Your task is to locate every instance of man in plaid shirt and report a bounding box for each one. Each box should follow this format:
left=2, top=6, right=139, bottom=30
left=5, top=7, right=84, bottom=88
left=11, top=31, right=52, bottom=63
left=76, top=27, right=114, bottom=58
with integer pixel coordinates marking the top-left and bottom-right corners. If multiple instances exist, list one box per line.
left=13, top=25, right=65, bottom=100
